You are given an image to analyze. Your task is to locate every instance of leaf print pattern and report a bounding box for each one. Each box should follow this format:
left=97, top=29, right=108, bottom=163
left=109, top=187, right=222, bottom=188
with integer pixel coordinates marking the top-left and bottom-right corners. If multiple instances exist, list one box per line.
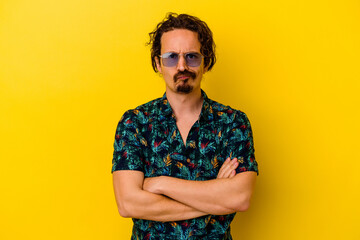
left=112, top=90, right=258, bottom=240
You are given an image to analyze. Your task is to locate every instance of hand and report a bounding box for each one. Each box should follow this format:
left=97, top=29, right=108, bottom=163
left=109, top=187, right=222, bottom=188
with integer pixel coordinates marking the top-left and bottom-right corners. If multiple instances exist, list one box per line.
left=143, top=176, right=162, bottom=194
left=217, top=157, right=239, bottom=179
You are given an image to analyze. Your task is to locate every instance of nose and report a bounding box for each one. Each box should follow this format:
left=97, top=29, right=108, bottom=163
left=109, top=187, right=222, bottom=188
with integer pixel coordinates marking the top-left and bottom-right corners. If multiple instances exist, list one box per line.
left=176, top=54, right=188, bottom=72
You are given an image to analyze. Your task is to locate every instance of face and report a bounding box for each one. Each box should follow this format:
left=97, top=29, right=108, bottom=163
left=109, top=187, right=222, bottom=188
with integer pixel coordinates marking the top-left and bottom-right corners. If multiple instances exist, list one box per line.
left=155, top=29, right=207, bottom=94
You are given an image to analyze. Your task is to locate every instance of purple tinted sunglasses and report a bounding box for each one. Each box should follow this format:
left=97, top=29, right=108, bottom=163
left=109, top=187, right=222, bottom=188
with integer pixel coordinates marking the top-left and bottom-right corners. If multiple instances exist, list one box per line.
left=159, top=52, right=204, bottom=67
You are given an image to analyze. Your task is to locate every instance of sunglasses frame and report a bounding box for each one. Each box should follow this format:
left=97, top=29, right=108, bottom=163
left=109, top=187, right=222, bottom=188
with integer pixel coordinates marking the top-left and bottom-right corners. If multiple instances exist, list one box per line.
left=159, top=52, right=204, bottom=67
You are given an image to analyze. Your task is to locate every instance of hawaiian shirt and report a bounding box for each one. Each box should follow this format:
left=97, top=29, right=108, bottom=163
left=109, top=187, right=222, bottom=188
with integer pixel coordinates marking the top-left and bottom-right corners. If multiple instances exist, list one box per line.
left=111, top=90, right=258, bottom=240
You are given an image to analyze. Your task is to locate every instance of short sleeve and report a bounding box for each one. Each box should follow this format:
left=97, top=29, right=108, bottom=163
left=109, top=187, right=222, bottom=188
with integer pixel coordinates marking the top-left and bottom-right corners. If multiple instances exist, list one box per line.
left=111, top=110, right=145, bottom=173
left=222, top=111, right=259, bottom=175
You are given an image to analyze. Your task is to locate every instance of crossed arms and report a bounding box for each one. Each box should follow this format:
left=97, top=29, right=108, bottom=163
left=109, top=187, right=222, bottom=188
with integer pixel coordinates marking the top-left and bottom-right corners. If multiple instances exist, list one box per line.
left=112, top=157, right=257, bottom=222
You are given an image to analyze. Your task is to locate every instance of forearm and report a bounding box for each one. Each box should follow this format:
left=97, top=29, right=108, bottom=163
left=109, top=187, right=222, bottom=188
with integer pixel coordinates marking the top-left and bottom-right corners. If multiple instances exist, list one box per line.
left=147, top=172, right=256, bottom=215
left=113, top=171, right=208, bottom=222
left=158, top=178, right=238, bottom=215
left=118, top=188, right=208, bottom=221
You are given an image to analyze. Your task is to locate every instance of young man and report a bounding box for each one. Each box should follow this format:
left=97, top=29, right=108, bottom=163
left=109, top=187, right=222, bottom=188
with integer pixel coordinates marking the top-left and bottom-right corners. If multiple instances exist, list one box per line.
left=112, top=13, right=259, bottom=239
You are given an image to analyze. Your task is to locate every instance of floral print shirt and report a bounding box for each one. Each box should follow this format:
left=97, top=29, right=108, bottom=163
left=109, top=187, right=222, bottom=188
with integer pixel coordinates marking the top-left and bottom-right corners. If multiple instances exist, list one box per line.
left=112, top=90, right=258, bottom=240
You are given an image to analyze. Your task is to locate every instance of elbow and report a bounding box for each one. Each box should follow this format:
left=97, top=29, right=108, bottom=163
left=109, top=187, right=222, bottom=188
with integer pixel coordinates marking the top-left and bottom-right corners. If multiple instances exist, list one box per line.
left=233, top=195, right=252, bottom=212
left=118, top=207, right=130, bottom=218
left=235, top=200, right=251, bottom=212
left=117, top=200, right=133, bottom=218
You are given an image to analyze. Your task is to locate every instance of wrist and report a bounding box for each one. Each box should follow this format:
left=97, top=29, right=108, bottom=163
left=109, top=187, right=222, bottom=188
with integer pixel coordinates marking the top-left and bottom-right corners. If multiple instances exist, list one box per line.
left=156, top=176, right=166, bottom=195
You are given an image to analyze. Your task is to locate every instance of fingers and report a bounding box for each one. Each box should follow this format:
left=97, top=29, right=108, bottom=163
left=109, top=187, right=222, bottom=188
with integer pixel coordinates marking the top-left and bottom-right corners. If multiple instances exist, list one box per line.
left=217, top=158, right=238, bottom=179
left=217, top=157, right=230, bottom=179
left=217, top=157, right=229, bottom=178
left=229, top=169, right=236, bottom=178
left=217, top=157, right=239, bottom=179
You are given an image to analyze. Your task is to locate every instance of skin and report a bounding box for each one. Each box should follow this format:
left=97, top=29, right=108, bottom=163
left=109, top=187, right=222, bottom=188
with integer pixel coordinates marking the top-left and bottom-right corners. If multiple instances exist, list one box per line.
left=142, top=168, right=256, bottom=215
left=112, top=157, right=239, bottom=221
left=112, top=29, right=257, bottom=221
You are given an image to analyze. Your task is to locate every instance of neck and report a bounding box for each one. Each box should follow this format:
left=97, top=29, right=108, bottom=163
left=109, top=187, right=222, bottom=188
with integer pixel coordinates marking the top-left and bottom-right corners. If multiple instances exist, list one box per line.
left=165, top=87, right=203, bottom=119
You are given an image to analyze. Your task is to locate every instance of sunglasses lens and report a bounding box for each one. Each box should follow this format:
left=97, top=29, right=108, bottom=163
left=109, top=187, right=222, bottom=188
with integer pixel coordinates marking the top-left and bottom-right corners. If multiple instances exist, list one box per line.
left=186, top=53, right=203, bottom=67
left=161, top=52, right=203, bottom=67
left=161, top=52, right=178, bottom=67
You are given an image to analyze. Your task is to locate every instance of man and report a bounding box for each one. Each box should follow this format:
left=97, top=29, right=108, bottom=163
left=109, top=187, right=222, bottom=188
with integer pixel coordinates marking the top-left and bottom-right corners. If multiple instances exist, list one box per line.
left=112, top=13, right=258, bottom=239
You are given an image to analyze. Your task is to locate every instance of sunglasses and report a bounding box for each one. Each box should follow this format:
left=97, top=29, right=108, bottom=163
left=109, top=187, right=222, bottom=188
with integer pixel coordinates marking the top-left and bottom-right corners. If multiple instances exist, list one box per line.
left=159, top=52, right=204, bottom=67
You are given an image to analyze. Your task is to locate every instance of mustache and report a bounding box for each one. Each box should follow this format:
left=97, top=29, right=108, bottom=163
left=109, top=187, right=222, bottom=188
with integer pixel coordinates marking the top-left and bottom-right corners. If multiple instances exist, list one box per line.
left=173, top=70, right=196, bottom=82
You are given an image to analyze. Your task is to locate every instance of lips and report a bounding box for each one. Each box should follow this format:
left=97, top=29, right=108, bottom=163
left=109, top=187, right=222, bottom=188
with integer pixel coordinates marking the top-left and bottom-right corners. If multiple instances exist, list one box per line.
left=173, top=70, right=196, bottom=82
left=176, top=75, right=190, bottom=80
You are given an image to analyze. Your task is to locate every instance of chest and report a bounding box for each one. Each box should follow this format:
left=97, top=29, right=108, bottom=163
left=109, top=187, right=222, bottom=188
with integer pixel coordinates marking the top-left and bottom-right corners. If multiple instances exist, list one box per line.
left=141, top=118, right=225, bottom=180
left=176, top=115, right=199, bottom=145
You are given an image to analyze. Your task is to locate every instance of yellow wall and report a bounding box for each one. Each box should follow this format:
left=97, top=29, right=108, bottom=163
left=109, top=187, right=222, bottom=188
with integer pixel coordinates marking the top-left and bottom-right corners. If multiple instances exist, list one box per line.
left=1, top=0, right=359, bottom=239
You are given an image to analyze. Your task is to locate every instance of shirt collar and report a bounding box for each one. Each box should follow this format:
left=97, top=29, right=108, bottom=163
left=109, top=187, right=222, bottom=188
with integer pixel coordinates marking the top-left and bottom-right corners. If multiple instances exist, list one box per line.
left=159, top=93, right=174, bottom=118
left=159, top=89, right=214, bottom=123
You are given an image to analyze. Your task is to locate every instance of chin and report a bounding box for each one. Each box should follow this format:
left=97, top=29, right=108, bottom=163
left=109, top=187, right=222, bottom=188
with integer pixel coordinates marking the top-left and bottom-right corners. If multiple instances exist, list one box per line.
left=176, top=85, right=193, bottom=94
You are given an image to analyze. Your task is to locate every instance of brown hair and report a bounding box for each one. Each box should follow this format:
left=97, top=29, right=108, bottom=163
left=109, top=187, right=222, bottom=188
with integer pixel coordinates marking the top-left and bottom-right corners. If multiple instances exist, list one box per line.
left=147, top=13, right=216, bottom=72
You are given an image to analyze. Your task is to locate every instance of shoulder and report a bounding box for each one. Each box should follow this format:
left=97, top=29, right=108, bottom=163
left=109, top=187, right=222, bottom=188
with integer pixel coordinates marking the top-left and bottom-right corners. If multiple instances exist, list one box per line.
left=119, top=97, right=163, bottom=125
left=135, top=97, right=163, bottom=114
left=207, top=98, right=250, bottom=125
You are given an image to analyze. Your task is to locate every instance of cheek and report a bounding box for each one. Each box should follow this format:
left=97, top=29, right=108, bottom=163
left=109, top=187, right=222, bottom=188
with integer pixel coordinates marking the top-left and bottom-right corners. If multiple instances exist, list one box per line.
left=163, top=71, right=175, bottom=83
left=195, top=70, right=203, bottom=79
left=165, top=69, right=177, bottom=77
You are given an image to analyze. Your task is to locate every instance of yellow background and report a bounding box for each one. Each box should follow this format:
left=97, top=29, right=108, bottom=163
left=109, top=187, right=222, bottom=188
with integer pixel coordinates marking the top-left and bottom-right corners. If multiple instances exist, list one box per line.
left=1, top=0, right=359, bottom=239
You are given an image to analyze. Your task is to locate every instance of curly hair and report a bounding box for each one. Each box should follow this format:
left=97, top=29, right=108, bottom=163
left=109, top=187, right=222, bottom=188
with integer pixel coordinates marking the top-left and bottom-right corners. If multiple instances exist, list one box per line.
left=147, top=13, right=216, bottom=72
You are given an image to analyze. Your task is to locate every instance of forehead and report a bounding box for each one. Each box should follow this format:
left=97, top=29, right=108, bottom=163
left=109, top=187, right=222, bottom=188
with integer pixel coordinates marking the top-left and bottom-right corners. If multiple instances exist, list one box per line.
left=160, top=29, right=201, bottom=53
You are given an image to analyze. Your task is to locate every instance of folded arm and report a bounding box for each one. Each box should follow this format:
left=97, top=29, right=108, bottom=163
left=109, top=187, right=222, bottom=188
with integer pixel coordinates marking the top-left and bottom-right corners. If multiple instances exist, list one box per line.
left=143, top=159, right=257, bottom=215
left=112, top=170, right=209, bottom=222
left=112, top=157, right=240, bottom=221
left=142, top=111, right=259, bottom=215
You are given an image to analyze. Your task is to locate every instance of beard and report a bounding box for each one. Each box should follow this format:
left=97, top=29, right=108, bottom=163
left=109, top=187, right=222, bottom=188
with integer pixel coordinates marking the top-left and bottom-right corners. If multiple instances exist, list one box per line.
left=176, top=81, right=193, bottom=93
left=173, top=70, right=197, bottom=94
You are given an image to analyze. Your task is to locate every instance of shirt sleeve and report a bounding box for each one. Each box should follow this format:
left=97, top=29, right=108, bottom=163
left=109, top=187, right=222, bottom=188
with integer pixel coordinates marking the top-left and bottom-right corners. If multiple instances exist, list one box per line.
left=111, top=110, right=145, bottom=173
left=222, top=111, right=259, bottom=175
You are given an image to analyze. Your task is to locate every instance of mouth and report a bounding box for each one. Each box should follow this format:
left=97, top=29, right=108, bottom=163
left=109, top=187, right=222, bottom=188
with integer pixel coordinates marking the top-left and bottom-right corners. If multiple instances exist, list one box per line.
left=176, top=75, right=191, bottom=81
left=174, top=70, right=197, bottom=83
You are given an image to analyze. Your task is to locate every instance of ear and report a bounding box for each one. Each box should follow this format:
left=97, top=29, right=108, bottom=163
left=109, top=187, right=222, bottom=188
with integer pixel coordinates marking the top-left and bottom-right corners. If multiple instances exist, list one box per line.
left=155, top=56, right=162, bottom=74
